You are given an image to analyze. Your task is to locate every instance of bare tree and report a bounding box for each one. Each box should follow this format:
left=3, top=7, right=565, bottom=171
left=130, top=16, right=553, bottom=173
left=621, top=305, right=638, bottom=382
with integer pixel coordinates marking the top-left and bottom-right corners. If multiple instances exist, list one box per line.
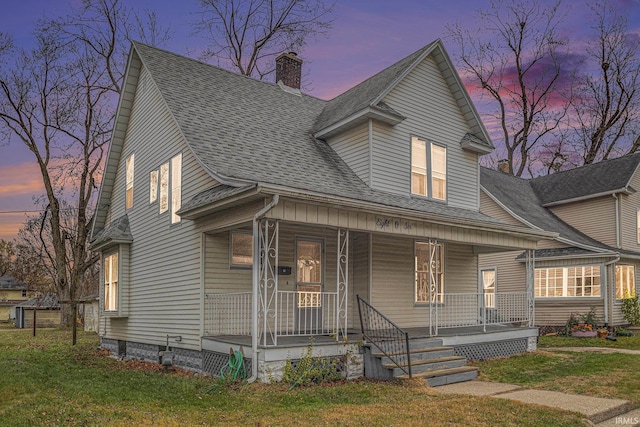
left=0, top=0, right=169, bottom=343
left=569, top=0, right=640, bottom=165
left=0, top=239, right=15, bottom=276
left=193, top=0, right=333, bottom=80
left=447, top=0, right=572, bottom=176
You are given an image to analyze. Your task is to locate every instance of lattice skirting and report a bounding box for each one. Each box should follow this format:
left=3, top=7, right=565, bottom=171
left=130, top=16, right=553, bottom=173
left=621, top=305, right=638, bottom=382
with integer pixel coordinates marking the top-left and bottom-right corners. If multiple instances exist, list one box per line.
left=203, top=350, right=252, bottom=378
left=454, top=339, right=527, bottom=361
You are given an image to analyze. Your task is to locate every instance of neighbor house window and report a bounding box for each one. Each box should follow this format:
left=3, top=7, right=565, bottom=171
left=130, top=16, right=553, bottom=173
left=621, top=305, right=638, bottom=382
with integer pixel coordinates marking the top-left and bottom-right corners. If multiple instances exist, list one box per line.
left=415, top=241, right=444, bottom=303
left=170, top=153, right=182, bottom=224
left=535, top=266, right=601, bottom=298
left=125, top=154, right=134, bottom=209
left=296, top=239, right=323, bottom=308
left=159, top=162, right=169, bottom=213
left=21, top=290, right=27, bottom=297
left=616, top=265, right=635, bottom=300
left=104, top=252, right=118, bottom=311
left=149, top=170, right=158, bottom=203
left=230, top=232, right=253, bottom=267
left=481, top=268, right=496, bottom=308
left=411, top=136, right=446, bottom=200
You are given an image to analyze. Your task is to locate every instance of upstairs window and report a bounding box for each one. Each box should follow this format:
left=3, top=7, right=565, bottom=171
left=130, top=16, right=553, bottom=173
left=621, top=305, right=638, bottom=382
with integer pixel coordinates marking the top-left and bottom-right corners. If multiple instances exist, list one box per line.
left=125, top=154, right=134, bottom=209
left=411, top=136, right=446, bottom=201
left=149, top=170, right=158, bottom=204
left=171, top=153, right=182, bottom=224
left=159, top=162, right=169, bottom=213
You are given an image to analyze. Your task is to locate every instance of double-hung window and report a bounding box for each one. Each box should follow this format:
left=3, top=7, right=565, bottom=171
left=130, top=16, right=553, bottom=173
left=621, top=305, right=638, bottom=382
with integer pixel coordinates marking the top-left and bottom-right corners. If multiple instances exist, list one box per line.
left=411, top=136, right=446, bottom=201
left=125, top=154, right=134, bottom=209
left=616, top=265, right=636, bottom=300
left=104, top=252, right=119, bottom=311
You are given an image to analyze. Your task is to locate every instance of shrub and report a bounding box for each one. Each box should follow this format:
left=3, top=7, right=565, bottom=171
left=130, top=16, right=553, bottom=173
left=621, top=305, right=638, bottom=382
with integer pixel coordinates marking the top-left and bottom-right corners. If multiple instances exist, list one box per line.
left=282, top=340, right=343, bottom=388
left=621, top=293, right=640, bottom=326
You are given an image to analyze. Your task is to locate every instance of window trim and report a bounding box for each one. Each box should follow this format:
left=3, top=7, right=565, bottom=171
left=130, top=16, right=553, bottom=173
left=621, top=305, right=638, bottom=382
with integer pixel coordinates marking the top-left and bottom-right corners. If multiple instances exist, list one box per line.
left=170, top=153, right=182, bottom=224
left=229, top=231, right=253, bottom=269
left=414, top=240, right=445, bottom=305
left=615, top=264, right=636, bottom=301
left=480, top=267, right=497, bottom=308
left=125, top=153, right=134, bottom=210
left=149, top=169, right=159, bottom=204
left=103, top=250, right=119, bottom=312
left=534, top=265, right=603, bottom=299
left=410, top=135, right=447, bottom=202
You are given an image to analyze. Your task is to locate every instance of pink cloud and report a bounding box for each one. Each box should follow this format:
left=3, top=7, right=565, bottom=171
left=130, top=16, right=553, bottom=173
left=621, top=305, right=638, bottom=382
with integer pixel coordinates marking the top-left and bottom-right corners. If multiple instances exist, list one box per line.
left=0, top=162, right=44, bottom=197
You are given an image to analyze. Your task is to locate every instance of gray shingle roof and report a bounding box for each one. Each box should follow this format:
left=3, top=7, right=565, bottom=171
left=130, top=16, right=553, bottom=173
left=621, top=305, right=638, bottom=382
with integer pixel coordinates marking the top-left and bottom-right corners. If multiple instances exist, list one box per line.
left=480, top=167, right=614, bottom=250
left=311, top=42, right=435, bottom=132
left=530, top=152, right=640, bottom=205
left=136, top=42, right=513, bottom=229
left=0, top=275, right=27, bottom=290
left=17, top=293, right=60, bottom=308
left=91, top=214, right=133, bottom=246
left=179, top=184, right=257, bottom=214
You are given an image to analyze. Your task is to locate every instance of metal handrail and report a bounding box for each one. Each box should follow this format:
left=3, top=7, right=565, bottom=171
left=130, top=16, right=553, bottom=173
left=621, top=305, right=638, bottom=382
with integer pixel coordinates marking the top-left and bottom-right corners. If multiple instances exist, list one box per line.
left=357, top=295, right=412, bottom=378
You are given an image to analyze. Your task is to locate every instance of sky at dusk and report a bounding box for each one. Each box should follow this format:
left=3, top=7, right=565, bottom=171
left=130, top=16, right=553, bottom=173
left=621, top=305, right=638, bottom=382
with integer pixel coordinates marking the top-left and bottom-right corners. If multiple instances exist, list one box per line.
left=1, top=0, right=640, bottom=241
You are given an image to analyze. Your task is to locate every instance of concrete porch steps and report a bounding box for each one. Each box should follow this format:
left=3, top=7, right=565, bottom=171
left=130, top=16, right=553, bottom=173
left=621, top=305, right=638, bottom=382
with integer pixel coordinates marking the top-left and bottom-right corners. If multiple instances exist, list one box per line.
left=363, top=337, right=478, bottom=386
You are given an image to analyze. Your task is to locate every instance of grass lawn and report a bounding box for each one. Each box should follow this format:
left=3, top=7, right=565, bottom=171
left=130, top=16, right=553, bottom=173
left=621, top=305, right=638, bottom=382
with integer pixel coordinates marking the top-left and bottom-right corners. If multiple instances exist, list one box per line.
left=0, top=329, right=586, bottom=427
left=474, top=335, right=640, bottom=405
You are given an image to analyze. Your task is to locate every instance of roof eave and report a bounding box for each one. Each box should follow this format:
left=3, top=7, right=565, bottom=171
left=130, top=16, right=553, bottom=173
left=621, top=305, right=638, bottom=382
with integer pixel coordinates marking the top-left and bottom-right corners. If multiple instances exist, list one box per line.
left=542, top=187, right=634, bottom=207
left=313, top=106, right=405, bottom=140
left=461, top=138, right=493, bottom=154
left=516, top=251, right=618, bottom=262
left=178, top=186, right=262, bottom=220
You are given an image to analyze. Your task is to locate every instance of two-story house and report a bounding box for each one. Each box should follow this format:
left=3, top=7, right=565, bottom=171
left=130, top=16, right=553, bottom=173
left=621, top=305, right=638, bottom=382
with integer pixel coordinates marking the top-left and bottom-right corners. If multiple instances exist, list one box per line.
left=480, top=157, right=640, bottom=329
left=0, top=275, right=30, bottom=323
left=90, top=40, right=554, bottom=383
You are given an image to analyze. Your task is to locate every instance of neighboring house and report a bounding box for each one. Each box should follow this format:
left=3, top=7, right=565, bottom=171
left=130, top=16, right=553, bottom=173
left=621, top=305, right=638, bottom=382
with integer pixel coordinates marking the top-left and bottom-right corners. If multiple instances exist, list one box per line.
left=0, top=275, right=31, bottom=323
left=90, top=39, right=554, bottom=382
left=15, top=293, right=61, bottom=329
left=480, top=155, right=640, bottom=328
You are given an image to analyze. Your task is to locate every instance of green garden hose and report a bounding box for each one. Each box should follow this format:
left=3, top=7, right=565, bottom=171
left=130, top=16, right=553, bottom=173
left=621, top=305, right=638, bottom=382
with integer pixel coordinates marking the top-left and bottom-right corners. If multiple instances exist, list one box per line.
left=220, top=350, right=246, bottom=380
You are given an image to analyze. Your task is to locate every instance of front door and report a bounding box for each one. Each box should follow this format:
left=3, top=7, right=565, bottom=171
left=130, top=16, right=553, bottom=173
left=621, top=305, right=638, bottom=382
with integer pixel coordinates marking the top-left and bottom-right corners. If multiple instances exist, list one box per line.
left=295, top=238, right=323, bottom=333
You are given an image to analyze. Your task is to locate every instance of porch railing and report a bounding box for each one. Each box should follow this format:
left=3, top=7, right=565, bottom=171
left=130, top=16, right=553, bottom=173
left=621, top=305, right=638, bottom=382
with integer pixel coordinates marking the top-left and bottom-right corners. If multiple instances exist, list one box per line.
left=205, top=291, right=338, bottom=343
left=204, top=292, right=252, bottom=336
left=435, top=292, right=530, bottom=333
left=357, top=295, right=412, bottom=378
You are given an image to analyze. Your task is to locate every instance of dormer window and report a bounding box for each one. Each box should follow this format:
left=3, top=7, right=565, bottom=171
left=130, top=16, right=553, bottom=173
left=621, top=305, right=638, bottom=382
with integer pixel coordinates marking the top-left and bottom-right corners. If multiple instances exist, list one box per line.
left=411, top=136, right=446, bottom=201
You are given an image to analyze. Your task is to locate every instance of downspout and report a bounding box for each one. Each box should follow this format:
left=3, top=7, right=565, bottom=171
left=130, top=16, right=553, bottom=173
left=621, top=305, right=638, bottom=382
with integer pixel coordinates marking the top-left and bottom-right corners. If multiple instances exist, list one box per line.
left=604, top=256, right=620, bottom=326
left=613, top=193, right=620, bottom=248
left=248, top=194, right=279, bottom=383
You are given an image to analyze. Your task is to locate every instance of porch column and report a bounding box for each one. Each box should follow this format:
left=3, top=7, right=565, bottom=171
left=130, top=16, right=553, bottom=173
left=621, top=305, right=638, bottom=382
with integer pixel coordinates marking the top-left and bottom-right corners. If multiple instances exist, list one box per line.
left=336, top=228, right=349, bottom=340
left=525, top=249, right=535, bottom=327
left=257, top=218, right=279, bottom=346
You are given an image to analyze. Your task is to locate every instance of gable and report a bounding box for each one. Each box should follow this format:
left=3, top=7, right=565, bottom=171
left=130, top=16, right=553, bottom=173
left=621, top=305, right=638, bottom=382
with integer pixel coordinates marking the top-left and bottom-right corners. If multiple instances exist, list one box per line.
left=369, top=52, right=481, bottom=210
left=479, top=191, right=526, bottom=227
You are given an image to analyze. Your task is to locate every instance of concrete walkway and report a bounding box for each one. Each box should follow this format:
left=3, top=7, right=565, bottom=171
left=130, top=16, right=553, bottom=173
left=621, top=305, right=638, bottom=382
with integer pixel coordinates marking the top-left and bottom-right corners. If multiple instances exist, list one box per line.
left=544, top=346, right=640, bottom=355
left=434, top=381, right=637, bottom=425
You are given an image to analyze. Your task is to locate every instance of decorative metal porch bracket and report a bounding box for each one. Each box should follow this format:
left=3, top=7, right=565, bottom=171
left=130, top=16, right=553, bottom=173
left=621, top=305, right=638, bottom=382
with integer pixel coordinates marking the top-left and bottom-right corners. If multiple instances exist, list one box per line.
left=258, top=218, right=279, bottom=346
left=336, top=228, right=349, bottom=340
left=525, top=249, right=535, bottom=327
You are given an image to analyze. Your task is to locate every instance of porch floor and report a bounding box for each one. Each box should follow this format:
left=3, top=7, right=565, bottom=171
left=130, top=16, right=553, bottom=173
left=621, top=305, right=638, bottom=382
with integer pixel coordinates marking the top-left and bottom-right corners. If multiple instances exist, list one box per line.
left=203, top=324, right=533, bottom=348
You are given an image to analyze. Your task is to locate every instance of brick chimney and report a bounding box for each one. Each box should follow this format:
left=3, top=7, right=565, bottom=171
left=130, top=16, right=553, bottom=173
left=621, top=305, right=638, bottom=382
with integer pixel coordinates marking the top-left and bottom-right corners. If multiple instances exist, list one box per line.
left=497, top=159, right=511, bottom=174
left=276, top=52, right=302, bottom=89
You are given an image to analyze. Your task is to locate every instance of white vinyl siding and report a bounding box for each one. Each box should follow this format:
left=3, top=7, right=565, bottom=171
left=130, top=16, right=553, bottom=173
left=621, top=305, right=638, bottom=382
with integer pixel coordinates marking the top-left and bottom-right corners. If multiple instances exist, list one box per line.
left=327, top=123, right=369, bottom=185
left=101, top=64, right=218, bottom=349
left=549, top=196, right=616, bottom=247
left=371, top=54, right=479, bottom=210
